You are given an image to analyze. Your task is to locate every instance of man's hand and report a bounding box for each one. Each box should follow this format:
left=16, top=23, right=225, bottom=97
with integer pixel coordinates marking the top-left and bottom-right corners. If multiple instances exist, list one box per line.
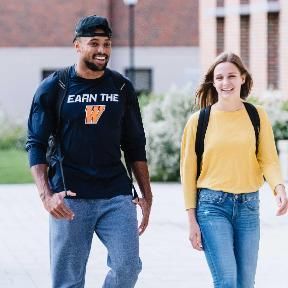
left=42, top=190, right=76, bottom=220
left=31, top=164, right=77, bottom=220
left=130, top=161, right=153, bottom=235
left=133, top=197, right=152, bottom=235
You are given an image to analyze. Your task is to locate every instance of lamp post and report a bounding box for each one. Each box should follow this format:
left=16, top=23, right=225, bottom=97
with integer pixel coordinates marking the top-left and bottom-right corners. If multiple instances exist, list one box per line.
left=123, top=0, right=138, bottom=86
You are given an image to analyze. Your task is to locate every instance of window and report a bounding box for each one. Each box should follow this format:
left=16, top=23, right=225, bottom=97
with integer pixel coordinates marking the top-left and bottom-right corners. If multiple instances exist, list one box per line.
left=216, top=0, right=224, bottom=7
left=125, top=68, right=153, bottom=96
left=267, top=12, right=279, bottom=89
left=240, top=15, right=250, bottom=68
left=216, top=17, right=225, bottom=55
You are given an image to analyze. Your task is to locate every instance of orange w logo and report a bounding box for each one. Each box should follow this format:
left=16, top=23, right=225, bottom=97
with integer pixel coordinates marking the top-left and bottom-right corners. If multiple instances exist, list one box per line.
left=85, top=105, right=106, bottom=125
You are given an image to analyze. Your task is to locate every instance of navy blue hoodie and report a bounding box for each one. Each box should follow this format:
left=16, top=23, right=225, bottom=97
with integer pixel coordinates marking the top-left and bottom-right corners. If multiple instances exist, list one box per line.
left=26, top=66, right=147, bottom=199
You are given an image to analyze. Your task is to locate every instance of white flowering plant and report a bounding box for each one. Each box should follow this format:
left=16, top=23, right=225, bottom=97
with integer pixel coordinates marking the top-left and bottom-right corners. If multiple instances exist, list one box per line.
left=140, top=83, right=197, bottom=181
left=249, top=91, right=288, bottom=142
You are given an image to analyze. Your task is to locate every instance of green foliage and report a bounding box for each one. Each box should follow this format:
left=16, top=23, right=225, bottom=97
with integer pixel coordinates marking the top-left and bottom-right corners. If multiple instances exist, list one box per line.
left=255, top=92, right=288, bottom=141
left=0, top=125, right=26, bottom=150
left=0, top=110, right=31, bottom=183
left=273, top=121, right=288, bottom=142
left=0, top=149, right=32, bottom=183
left=0, top=112, right=26, bottom=150
left=141, top=84, right=197, bottom=181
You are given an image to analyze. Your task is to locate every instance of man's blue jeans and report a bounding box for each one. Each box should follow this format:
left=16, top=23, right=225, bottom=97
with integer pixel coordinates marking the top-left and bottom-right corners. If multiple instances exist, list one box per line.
left=49, top=195, right=142, bottom=288
left=197, top=189, right=260, bottom=288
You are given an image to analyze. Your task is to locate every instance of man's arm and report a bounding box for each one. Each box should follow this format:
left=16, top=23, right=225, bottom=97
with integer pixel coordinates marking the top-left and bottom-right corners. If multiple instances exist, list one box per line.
left=131, top=161, right=153, bottom=235
left=31, top=164, right=75, bottom=220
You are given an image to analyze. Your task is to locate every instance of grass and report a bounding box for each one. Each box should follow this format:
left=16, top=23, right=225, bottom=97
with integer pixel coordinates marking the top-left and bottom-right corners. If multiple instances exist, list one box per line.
left=0, top=149, right=33, bottom=183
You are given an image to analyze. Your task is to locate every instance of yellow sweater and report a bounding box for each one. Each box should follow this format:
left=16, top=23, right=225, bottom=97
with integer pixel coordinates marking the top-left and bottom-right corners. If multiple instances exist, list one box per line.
left=180, top=105, right=283, bottom=209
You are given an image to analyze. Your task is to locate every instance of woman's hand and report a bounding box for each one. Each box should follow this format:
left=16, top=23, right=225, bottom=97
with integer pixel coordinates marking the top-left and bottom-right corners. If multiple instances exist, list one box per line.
left=274, top=184, right=288, bottom=216
left=189, top=221, right=203, bottom=251
left=187, top=208, right=203, bottom=251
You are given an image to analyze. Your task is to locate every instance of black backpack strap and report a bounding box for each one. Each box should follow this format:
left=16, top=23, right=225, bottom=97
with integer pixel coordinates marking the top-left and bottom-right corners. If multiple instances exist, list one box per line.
left=243, top=102, right=260, bottom=155
left=110, top=70, right=139, bottom=200
left=55, top=67, right=70, bottom=132
left=195, top=106, right=211, bottom=180
left=55, top=66, right=70, bottom=193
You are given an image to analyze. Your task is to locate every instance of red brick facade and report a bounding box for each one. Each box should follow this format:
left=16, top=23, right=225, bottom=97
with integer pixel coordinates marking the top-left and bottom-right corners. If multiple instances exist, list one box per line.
left=0, top=0, right=198, bottom=47
left=0, top=0, right=109, bottom=47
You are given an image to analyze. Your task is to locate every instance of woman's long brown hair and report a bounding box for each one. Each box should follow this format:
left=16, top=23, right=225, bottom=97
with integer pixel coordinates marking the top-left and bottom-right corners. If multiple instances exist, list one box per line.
left=195, top=52, right=253, bottom=108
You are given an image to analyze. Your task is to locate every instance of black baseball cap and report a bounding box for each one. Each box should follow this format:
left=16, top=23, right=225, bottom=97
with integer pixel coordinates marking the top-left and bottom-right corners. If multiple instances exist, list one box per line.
left=73, top=15, right=112, bottom=42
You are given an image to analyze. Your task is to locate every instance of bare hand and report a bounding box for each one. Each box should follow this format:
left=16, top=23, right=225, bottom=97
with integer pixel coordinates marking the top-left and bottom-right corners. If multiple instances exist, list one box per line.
left=189, top=221, right=203, bottom=251
left=132, top=197, right=152, bottom=235
left=43, top=190, right=77, bottom=220
left=275, top=186, right=288, bottom=216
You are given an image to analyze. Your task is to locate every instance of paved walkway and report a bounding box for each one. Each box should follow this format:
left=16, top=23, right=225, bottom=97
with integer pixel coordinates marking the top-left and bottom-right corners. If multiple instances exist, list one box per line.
left=0, top=183, right=287, bottom=288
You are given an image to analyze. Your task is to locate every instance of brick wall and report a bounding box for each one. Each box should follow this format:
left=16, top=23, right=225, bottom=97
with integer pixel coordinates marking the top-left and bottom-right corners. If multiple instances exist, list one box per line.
left=0, top=0, right=198, bottom=47
left=0, top=0, right=109, bottom=47
left=104, top=0, right=198, bottom=46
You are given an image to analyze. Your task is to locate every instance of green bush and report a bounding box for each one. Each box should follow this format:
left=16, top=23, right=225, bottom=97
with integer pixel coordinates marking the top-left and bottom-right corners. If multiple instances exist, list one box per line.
left=256, top=92, right=288, bottom=141
left=141, top=84, right=197, bottom=181
left=0, top=112, right=26, bottom=150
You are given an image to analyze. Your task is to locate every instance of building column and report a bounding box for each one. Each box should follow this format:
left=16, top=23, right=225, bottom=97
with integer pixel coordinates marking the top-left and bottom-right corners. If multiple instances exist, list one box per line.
left=199, top=0, right=217, bottom=74
left=225, top=0, right=240, bottom=55
left=250, top=0, right=267, bottom=97
left=279, top=0, right=288, bottom=97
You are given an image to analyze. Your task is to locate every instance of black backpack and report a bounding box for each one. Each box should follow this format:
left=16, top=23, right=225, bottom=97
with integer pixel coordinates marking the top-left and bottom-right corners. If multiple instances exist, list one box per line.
left=47, top=66, right=138, bottom=198
left=195, top=102, right=260, bottom=179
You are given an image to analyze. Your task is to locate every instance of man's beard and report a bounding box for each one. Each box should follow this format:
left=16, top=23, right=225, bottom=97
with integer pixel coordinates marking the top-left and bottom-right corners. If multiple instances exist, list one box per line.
left=84, top=56, right=108, bottom=72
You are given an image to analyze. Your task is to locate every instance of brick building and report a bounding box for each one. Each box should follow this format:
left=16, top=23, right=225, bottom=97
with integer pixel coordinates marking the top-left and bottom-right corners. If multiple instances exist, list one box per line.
left=0, top=0, right=199, bottom=118
left=199, top=0, right=288, bottom=97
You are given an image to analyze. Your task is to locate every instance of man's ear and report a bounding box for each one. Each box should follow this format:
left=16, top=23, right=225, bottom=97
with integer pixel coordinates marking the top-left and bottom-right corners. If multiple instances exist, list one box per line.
left=74, top=39, right=81, bottom=52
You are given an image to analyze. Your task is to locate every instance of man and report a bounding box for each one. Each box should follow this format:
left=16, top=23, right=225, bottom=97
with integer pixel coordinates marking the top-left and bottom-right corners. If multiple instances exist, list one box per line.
left=26, top=15, right=153, bottom=288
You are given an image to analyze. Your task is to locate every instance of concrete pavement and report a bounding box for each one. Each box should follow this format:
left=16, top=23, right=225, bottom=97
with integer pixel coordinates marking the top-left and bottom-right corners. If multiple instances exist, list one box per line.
left=0, top=183, right=287, bottom=288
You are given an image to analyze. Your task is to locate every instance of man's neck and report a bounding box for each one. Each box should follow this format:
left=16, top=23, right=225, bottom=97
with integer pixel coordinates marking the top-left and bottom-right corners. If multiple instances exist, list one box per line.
left=75, top=63, right=105, bottom=79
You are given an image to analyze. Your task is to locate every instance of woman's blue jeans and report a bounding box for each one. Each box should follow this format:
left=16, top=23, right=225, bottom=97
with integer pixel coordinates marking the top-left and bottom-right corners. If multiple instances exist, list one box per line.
left=197, top=189, right=260, bottom=288
left=49, top=195, right=141, bottom=288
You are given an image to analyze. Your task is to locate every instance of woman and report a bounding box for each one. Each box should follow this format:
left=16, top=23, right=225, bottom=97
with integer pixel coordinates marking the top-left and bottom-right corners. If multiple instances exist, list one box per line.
left=180, top=52, right=288, bottom=288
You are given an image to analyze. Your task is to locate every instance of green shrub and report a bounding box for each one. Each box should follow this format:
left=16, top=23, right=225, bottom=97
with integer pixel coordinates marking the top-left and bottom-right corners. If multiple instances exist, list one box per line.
left=141, top=84, right=197, bottom=181
left=0, top=112, right=26, bottom=150
left=256, top=91, right=288, bottom=142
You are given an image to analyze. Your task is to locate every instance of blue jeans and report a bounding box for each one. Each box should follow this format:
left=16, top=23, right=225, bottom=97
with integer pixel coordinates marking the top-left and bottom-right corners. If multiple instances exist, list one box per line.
left=197, top=189, right=260, bottom=288
left=49, top=195, right=142, bottom=288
